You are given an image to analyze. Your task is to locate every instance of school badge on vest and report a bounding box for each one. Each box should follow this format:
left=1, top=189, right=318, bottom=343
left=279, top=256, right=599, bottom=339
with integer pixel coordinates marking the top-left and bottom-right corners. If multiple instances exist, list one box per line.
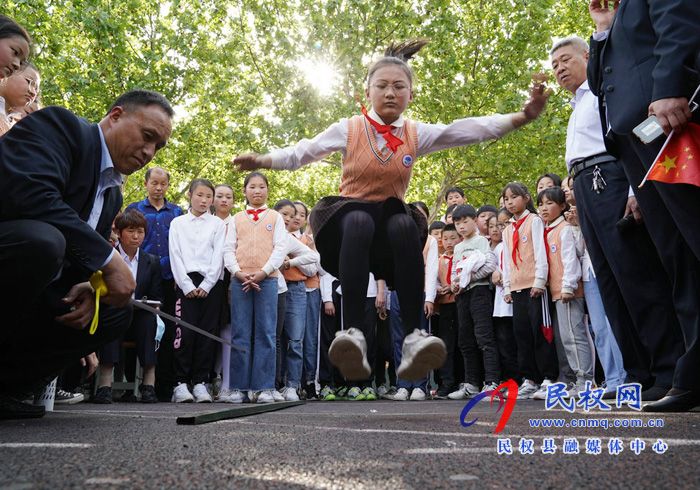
left=266, top=224, right=273, bottom=231
left=550, top=245, right=557, bottom=253
left=402, top=155, right=413, bottom=167
left=522, top=235, right=528, bottom=243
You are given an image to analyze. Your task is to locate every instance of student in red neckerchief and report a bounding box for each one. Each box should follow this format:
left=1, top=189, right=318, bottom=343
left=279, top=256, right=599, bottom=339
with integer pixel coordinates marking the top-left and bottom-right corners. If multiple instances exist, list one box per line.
left=234, top=40, right=549, bottom=388
left=501, top=182, right=557, bottom=400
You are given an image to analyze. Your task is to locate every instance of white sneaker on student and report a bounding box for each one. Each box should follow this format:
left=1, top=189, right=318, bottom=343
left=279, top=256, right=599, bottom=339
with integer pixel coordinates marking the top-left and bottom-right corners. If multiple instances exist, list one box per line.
left=517, top=379, right=539, bottom=400
left=193, top=383, right=213, bottom=403
left=389, top=387, right=410, bottom=401
left=171, top=383, right=194, bottom=403
left=532, top=378, right=553, bottom=400
left=447, top=382, right=480, bottom=400
left=481, top=382, right=500, bottom=394
left=281, top=387, right=300, bottom=402
left=409, top=388, right=426, bottom=401
left=396, top=329, right=446, bottom=382
left=272, top=390, right=285, bottom=402
left=328, top=328, right=371, bottom=380
left=219, top=389, right=246, bottom=404
left=257, top=390, right=275, bottom=404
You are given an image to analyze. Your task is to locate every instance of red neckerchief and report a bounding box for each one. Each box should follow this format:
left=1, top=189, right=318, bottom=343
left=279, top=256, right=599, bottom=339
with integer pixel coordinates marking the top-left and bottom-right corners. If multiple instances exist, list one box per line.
left=445, top=254, right=453, bottom=285
left=355, top=94, right=403, bottom=153
left=511, top=214, right=529, bottom=269
left=246, top=208, right=265, bottom=221
left=544, top=224, right=552, bottom=269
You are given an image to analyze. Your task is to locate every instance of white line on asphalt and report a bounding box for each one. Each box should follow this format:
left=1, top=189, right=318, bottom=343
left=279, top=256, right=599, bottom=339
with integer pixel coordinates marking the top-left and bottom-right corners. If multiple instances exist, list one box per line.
left=0, top=443, right=93, bottom=448
left=405, top=447, right=493, bottom=454
left=229, top=420, right=700, bottom=445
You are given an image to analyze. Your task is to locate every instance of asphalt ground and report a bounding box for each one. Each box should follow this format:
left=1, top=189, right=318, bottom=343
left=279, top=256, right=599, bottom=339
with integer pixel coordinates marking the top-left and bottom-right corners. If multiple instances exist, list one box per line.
left=1, top=398, right=699, bottom=489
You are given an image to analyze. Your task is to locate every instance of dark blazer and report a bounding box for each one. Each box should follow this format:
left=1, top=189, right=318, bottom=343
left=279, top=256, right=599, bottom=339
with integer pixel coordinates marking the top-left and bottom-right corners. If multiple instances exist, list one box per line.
left=588, top=0, right=700, bottom=140
left=127, top=246, right=164, bottom=303
left=0, top=106, right=121, bottom=275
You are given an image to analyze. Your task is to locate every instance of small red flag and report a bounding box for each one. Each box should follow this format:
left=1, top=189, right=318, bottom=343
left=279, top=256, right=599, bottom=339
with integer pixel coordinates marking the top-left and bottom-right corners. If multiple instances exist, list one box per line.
left=647, top=122, right=700, bottom=188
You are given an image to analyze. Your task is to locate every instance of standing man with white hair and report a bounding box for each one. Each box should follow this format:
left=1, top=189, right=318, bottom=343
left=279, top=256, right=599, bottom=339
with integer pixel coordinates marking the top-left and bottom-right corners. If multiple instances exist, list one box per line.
left=550, top=36, right=684, bottom=401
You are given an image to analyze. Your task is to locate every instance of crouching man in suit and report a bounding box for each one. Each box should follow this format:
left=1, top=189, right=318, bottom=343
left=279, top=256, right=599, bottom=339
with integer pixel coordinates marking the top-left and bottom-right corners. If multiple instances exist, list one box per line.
left=0, top=89, right=173, bottom=418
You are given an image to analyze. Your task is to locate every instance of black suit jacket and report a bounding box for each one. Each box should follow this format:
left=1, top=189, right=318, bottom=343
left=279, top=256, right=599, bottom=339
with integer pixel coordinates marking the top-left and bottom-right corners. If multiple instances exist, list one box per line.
left=588, top=0, right=700, bottom=141
left=127, top=246, right=163, bottom=303
left=0, top=106, right=121, bottom=275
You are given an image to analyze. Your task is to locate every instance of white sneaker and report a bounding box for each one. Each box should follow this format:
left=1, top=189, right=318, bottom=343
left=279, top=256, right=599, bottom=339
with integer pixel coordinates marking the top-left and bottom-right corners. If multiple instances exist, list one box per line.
left=516, top=379, right=539, bottom=400
left=328, top=328, right=371, bottom=380
left=257, top=389, right=275, bottom=403
left=193, top=383, right=213, bottom=403
left=396, top=329, right=446, bottom=382
left=532, top=378, right=553, bottom=400
left=447, top=382, right=480, bottom=400
left=218, top=389, right=246, bottom=404
left=272, top=390, right=285, bottom=402
left=409, top=388, right=426, bottom=401
left=481, top=382, right=500, bottom=394
left=390, top=387, right=410, bottom=401
left=281, top=387, right=300, bottom=402
left=171, top=383, right=194, bottom=403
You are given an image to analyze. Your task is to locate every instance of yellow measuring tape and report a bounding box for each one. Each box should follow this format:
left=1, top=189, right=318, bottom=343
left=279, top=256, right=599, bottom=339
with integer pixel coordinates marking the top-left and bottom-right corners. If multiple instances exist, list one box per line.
left=88, top=271, right=108, bottom=335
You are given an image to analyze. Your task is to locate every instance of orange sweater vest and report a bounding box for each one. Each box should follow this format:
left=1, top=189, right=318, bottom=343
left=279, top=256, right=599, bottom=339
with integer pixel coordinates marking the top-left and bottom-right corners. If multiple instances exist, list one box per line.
left=546, top=220, right=583, bottom=301
left=233, top=209, right=279, bottom=278
left=504, top=213, right=538, bottom=291
left=338, top=115, right=418, bottom=202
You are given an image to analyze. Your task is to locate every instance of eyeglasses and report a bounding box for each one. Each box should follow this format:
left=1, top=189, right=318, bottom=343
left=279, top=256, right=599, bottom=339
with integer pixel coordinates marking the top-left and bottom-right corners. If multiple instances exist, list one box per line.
left=370, top=82, right=409, bottom=94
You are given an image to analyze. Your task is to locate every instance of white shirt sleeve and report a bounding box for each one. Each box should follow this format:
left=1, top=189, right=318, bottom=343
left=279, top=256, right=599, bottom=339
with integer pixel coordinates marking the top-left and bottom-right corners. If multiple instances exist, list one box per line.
left=223, top=217, right=240, bottom=276
left=199, top=218, right=226, bottom=293
left=320, top=272, right=336, bottom=303
left=530, top=216, right=549, bottom=290
left=285, top=233, right=321, bottom=273
left=560, top=225, right=582, bottom=295
left=269, top=120, right=348, bottom=170
left=424, top=237, right=439, bottom=303
left=262, top=214, right=289, bottom=276
left=168, top=217, right=196, bottom=295
left=415, top=114, right=515, bottom=157
left=502, top=230, right=512, bottom=296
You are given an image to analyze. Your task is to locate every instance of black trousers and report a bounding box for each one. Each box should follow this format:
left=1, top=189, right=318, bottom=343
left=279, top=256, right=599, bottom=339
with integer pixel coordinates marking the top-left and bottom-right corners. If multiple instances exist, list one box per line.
left=0, top=220, right=131, bottom=397
left=455, top=285, right=501, bottom=385
left=172, top=274, right=224, bottom=385
left=511, top=289, right=558, bottom=383
left=437, top=302, right=459, bottom=391
left=155, top=278, right=177, bottom=399
left=493, top=316, right=519, bottom=382
left=616, top=131, right=700, bottom=390
left=374, top=315, right=396, bottom=388
left=574, top=158, right=684, bottom=388
left=318, top=281, right=344, bottom=387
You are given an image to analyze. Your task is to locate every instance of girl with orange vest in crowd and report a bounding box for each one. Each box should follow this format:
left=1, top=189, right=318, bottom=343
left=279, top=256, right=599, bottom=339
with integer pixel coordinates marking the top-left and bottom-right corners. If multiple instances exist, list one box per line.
left=502, top=182, right=558, bottom=400
left=538, top=186, right=594, bottom=396
left=293, top=201, right=323, bottom=400
left=234, top=40, right=549, bottom=386
left=223, top=172, right=287, bottom=404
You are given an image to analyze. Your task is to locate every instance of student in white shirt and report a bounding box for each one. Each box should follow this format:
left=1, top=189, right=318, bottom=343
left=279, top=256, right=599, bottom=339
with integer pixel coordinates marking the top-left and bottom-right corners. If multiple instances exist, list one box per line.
left=169, top=179, right=227, bottom=403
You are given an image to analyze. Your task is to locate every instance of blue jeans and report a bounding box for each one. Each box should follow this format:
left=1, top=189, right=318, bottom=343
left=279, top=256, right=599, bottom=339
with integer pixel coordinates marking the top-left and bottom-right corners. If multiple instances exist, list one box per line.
left=583, top=272, right=627, bottom=390
left=229, top=276, right=278, bottom=391
left=390, top=291, right=429, bottom=391
left=303, top=288, right=321, bottom=382
left=283, top=281, right=307, bottom=388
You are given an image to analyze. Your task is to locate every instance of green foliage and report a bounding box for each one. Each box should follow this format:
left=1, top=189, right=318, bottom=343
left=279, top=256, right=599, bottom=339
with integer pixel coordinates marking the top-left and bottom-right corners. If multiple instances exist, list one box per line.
left=6, top=0, right=593, bottom=218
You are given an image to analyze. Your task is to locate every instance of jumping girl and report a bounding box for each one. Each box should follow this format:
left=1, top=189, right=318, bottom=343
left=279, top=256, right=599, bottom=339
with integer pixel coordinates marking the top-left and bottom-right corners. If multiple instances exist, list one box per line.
left=234, top=40, right=549, bottom=381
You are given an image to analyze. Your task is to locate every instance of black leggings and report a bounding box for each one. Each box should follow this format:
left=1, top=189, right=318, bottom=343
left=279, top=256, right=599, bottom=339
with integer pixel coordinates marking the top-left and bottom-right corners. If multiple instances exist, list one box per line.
left=338, top=210, right=423, bottom=337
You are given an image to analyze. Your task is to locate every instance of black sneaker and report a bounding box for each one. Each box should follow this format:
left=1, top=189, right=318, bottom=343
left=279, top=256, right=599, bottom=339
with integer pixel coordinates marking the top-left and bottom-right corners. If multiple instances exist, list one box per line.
left=139, top=385, right=158, bottom=404
left=89, top=386, right=113, bottom=404
left=304, top=382, right=317, bottom=400
left=433, top=387, right=451, bottom=400
left=54, top=389, right=84, bottom=405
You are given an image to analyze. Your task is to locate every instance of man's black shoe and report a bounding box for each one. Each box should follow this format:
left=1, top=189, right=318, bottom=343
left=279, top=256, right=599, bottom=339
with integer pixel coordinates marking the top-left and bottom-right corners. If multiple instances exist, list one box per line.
left=0, top=395, right=45, bottom=419
left=641, top=386, right=669, bottom=401
left=89, top=386, right=113, bottom=404
left=642, top=388, right=700, bottom=413
left=139, top=385, right=158, bottom=404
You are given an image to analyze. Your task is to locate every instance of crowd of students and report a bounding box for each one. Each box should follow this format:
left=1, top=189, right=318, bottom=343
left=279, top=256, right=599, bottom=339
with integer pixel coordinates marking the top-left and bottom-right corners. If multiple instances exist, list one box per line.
left=60, top=170, right=630, bottom=407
